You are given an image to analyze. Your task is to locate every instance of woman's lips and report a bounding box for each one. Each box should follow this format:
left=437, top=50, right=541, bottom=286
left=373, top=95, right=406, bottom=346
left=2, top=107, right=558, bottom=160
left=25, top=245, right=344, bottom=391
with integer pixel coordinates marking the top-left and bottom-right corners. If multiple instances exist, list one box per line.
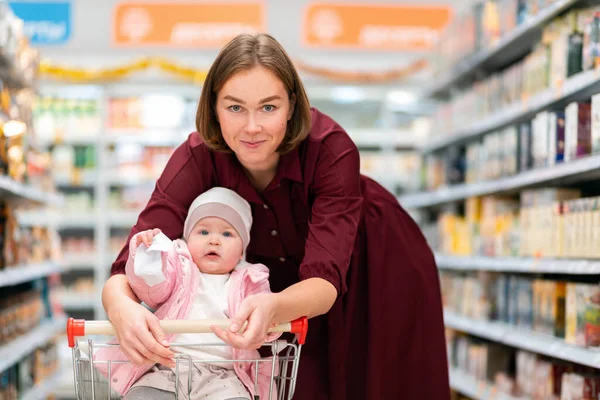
left=240, top=140, right=265, bottom=149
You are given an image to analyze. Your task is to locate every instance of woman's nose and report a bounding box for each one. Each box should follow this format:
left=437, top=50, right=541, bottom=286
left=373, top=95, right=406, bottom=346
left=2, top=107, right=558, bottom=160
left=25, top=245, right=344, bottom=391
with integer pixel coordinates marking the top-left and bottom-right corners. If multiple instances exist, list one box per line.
left=244, top=114, right=262, bottom=135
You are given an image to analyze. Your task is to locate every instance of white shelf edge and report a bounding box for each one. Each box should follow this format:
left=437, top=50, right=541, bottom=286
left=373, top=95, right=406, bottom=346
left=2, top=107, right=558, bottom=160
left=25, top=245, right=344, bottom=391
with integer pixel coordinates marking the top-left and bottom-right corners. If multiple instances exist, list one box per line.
left=0, top=262, right=62, bottom=288
left=61, top=253, right=97, bottom=270
left=347, top=129, right=417, bottom=149
left=0, top=316, right=66, bottom=374
left=444, top=311, right=600, bottom=369
left=399, top=154, right=600, bottom=208
left=449, top=368, right=528, bottom=400
left=423, top=66, right=600, bottom=152
left=18, top=210, right=96, bottom=228
left=21, top=370, right=64, bottom=400
left=0, top=175, right=63, bottom=206
left=108, top=210, right=139, bottom=228
left=58, top=292, right=97, bottom=310
left=435, top=253, right=600, bottom=274
left=426, top=0, right=580, bottom=98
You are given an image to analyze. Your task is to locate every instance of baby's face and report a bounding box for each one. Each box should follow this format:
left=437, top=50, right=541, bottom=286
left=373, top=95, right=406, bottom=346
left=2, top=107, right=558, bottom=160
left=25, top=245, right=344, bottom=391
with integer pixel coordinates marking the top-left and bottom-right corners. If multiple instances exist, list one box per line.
left=186, top=216, right=243, bottom=274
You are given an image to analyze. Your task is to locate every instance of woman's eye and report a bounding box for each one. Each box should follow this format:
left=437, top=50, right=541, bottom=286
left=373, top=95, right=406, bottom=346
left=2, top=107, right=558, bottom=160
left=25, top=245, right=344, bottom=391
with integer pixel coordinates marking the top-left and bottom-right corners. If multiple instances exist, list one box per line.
left=223, top=231, right=232, bottom=237
left=263, top=104, right=275, bottom=112
left=200, top=230, right=209, bottom=235
left=228, top=105, right=242, bottom=112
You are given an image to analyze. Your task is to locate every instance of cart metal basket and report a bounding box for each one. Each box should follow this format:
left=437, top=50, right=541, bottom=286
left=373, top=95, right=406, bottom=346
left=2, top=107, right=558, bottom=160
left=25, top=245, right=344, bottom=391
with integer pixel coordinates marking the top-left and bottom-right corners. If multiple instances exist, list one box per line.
left=66, top=317, right=308, bottom=400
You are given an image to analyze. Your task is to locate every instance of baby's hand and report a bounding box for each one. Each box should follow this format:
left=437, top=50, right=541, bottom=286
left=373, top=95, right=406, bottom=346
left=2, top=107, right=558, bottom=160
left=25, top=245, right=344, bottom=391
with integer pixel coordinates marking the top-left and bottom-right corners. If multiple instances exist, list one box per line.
left=135, top=228, right=162, bottom=248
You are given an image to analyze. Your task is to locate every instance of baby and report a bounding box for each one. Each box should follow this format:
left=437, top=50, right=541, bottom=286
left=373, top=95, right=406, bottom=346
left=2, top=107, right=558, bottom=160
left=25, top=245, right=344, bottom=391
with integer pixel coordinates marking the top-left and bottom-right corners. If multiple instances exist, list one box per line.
left=95, top=187, right=279, bottom=400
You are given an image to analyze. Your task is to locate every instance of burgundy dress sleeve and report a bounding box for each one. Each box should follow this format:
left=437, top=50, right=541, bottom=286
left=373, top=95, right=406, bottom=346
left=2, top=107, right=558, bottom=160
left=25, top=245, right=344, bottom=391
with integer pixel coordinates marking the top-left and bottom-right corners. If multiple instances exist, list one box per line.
left=110, top=134, right=215, bottom=275
left=297, top=131, right=363, bottom=296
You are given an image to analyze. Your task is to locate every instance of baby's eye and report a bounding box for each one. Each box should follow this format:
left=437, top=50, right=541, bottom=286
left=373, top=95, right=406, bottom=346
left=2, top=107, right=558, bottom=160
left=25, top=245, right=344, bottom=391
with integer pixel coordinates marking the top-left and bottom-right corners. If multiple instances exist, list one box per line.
left=228, top=105, right=242, bottom=113
left=223, top=231, right=232, bottom=237
left=200, top=230, right=209, bottom=235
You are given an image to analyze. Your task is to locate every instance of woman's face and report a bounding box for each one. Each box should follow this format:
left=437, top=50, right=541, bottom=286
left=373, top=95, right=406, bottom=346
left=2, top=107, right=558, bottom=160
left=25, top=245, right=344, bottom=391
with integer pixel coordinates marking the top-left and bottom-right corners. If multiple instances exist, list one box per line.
left=216, top=65, right=294, bottom=174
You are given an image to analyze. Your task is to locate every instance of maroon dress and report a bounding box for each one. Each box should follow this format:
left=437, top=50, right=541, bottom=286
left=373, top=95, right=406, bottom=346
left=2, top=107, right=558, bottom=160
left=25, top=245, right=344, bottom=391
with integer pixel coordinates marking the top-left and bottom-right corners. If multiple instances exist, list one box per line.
left=111, top=108, right=450, bottom=399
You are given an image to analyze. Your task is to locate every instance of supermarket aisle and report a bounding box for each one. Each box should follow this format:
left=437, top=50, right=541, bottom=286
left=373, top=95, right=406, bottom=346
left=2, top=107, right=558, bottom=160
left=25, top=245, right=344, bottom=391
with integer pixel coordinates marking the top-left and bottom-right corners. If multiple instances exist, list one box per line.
left=405, top=0, right=600, bottom=399
left=10, top=0, right=600, bottom=398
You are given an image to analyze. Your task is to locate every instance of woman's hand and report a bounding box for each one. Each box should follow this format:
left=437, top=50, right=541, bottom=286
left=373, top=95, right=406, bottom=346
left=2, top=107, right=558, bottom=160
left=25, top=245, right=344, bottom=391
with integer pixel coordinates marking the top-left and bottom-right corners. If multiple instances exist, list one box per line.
left=107, top=296, right=176, bottom=368
left=135, top=228, right=162, bottom=247
left=212, top=293, right=279, bottom=350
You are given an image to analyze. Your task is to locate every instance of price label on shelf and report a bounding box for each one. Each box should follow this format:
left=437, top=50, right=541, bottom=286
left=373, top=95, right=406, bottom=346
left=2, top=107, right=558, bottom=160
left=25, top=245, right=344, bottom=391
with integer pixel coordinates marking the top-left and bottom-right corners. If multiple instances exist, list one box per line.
left=521, top=93, right=530, bottom=112
left=554, top=80, right=564, bottom=100
left=71, top=168, right=82, bottom=186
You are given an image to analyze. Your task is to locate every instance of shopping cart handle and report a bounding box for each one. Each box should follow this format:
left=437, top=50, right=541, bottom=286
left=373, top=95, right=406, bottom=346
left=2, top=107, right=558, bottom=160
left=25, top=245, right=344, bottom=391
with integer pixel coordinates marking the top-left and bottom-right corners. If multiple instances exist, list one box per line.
left=67, top=317, right=308, bottom=347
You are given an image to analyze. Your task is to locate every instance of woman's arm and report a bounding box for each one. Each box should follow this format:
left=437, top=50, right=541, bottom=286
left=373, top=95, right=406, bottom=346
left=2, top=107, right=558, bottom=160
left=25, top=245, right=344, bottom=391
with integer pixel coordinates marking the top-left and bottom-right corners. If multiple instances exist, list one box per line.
left=273, top=277, right=337, bottom=321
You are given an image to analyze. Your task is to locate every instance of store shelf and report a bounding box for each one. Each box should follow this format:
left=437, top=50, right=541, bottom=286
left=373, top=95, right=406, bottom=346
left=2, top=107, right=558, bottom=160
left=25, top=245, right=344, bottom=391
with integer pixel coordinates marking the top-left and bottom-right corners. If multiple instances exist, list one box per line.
left=435, top=253, right=600, bottom=274
left=53, top=171, right=98, bottom=187
left=0, top=175, right=63, bottom=206
left=60, top=212, right=97, bottom=229
left=449, top=368, right=527, bottom=400
left=105, top=129, right=183, bottom=147
left=58, top=292, right=97, bottom=310
left=21, top=370, right=63, bottom=400
left=107, top=175, right=157, bottom=186
left=0, top=316, right=66, bottom=374
left=422, top=67, right=600, bottom=153
left=444, top=311, right=600, bottom=369
left=109, top=210, right=139, bottom=228
left=398, top=154, right=600, bottom=209
left=424, top=0, right=580, bottom=99
left=347, top=129, right=417, bottom=149
left=0, top=262, right=62, bottom=288
left=39, top=136, right=99, bottom=147
left=19, top=210, right=96, bottom=228
left=61, top=253, right=96, bottom=271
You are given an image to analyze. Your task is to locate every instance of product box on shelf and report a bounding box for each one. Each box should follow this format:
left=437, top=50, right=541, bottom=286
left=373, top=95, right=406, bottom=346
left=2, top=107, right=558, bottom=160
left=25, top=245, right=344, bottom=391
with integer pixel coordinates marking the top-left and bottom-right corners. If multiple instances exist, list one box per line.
left=548, top=110, right=566, bottom=165
left=591, top=93, right=600, bottom=153
left=582, top=9, right=600, bottom=71
left=563, top=101, right=592, bottom=162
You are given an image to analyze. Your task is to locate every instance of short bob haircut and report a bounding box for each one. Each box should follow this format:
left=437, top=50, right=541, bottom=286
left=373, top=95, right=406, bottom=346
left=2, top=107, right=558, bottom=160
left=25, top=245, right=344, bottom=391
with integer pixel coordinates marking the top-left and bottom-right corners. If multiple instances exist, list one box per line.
left=196, top=33, right=312, bottom=154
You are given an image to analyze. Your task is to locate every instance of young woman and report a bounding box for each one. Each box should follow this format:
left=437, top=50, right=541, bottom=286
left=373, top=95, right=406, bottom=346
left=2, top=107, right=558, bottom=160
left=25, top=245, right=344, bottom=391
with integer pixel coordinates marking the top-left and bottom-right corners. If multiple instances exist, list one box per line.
left=102, top=33, right=450, bottom=399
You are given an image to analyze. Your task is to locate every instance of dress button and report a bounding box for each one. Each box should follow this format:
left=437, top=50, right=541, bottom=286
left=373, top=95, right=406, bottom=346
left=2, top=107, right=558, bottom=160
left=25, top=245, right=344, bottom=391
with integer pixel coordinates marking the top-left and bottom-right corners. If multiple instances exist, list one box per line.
left=263, top=204, right=269, bottom=210
left=271, top=230, right=278, bottom=237
left=279, top=257, right=285, bottom=262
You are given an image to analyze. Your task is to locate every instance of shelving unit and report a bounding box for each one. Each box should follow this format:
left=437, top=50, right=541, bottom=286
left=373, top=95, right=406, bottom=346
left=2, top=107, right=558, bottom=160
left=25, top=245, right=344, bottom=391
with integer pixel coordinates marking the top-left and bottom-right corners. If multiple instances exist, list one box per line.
left=0, top=316, right=67, bottom=374
left=399, top=153, right=600, bottom=208
left=435, top=253, right=600, bottom=274
left=422, top=67, right=600, bottom=153
left=0, top=262, right=62, bottom=287
left=424, top=0, right=582, bottom=99
left=449, top=368, right=528, bottom=400
left=445, top=311, right=600, bottom=369
left=0, top=175, right=63, bottom=206
left=20, top=370, right=64, bottom=400
left=413, top=0, right=600, bottom=397
left=57, top=291, right=98, bottom=311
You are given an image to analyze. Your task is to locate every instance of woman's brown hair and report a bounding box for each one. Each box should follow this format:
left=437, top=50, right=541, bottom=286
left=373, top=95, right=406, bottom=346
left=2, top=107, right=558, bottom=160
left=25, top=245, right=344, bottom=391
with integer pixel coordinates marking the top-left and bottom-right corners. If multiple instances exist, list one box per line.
left=196, top=33, right=311, bottom=154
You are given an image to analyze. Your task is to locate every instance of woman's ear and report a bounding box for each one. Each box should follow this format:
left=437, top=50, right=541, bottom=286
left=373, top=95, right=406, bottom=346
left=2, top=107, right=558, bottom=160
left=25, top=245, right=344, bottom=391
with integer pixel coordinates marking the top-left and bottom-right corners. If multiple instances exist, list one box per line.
left=288, top=93, right=296, bottom=121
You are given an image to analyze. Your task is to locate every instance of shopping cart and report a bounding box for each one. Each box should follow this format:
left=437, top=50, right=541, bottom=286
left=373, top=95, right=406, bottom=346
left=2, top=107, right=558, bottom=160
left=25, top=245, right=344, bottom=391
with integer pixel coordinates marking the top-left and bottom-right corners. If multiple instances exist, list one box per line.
left=66, top=317, right=308, bottom=400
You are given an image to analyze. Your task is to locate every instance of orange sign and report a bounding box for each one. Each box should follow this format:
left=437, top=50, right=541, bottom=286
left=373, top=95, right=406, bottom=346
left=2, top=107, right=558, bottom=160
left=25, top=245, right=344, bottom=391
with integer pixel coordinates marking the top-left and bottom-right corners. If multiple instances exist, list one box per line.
left=304, top=3, right=452, bottom=50
left=113, top=2, right=265, bottom=48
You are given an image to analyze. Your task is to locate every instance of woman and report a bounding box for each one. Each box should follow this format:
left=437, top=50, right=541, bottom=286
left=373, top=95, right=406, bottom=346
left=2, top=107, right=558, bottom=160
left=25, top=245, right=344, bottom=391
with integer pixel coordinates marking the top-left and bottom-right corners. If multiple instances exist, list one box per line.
left=103, top=33, right=450, bottom=399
